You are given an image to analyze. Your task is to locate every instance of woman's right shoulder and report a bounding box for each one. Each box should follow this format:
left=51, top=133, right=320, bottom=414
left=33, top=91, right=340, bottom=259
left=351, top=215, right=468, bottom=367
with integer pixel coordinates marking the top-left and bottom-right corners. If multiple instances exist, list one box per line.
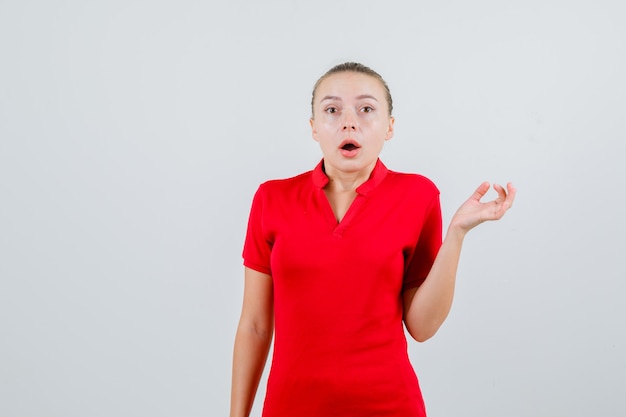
left=256, top=170, right=313, bottom=194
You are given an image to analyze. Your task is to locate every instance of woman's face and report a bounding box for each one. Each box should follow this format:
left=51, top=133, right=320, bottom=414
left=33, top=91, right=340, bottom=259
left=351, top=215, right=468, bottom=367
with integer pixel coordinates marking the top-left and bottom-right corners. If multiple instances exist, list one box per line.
left=310, top=71, right=394, bottom=179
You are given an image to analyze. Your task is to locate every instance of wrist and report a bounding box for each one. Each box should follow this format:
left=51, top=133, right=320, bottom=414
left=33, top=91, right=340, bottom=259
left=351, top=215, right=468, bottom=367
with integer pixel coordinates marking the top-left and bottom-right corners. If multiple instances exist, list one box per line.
left=445, top=223, right=467, bottom=242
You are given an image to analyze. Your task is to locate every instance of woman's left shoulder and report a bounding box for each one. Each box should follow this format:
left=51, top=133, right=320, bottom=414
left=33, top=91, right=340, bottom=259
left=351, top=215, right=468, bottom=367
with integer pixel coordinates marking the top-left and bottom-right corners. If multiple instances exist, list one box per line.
left=386, top=169, right=440, bottom=195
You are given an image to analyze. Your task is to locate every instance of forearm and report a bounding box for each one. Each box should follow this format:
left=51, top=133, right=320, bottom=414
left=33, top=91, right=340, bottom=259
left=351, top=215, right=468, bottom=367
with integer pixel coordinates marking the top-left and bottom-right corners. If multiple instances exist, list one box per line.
left=230, top=322, right=273, bottom=417
left=404, top=226, right=466, bottom=342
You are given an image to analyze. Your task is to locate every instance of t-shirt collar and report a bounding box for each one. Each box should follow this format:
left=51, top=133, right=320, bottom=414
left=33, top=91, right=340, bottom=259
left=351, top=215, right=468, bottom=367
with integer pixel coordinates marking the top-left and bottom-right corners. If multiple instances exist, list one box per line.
left=311, top=158, right=389, bottom=195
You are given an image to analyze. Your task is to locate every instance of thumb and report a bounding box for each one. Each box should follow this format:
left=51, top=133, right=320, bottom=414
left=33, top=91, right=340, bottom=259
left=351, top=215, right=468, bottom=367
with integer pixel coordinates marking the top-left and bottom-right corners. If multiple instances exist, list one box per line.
left=469, top=182, right=490, bottom=202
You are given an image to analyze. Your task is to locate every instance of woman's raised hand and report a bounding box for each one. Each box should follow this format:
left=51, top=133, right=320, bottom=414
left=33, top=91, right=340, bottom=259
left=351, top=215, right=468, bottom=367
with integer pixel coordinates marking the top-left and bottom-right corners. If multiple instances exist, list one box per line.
left=449, top=182, right=516, bottom=235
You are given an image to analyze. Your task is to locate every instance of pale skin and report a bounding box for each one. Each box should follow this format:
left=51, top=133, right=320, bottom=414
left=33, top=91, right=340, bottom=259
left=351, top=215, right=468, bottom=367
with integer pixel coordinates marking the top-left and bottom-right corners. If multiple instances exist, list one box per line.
left=230, top=71, right=516, bottom=417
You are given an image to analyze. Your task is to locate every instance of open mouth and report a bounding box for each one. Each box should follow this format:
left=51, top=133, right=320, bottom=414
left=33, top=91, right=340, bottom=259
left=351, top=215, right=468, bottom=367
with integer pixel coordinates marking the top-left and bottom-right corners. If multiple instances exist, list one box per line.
left=339, top=139, right=361, bottom=152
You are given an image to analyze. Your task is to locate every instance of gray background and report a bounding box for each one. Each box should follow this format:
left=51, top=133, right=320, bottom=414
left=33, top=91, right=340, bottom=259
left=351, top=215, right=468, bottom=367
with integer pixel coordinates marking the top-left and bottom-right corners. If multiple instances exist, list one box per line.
left=1, top=1, right=625, bottom=416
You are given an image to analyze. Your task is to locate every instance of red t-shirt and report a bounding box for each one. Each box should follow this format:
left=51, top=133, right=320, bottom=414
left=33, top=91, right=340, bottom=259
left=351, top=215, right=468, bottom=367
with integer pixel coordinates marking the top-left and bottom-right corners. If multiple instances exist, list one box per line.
left=243, top=159, right=442, bottom=417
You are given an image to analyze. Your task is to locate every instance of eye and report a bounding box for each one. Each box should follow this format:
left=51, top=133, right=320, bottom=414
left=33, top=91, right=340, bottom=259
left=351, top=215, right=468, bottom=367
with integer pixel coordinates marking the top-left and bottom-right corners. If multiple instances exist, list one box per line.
left=325, top=107, right=338, bottom=114
left=361, top=106, right=374, bottom=113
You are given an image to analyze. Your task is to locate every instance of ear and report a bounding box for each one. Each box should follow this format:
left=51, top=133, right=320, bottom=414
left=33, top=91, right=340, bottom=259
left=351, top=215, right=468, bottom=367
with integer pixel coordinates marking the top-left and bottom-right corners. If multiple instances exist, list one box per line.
left=310, top=118, right=319, bottom=142
left=385, top=116, right=395, bottom=141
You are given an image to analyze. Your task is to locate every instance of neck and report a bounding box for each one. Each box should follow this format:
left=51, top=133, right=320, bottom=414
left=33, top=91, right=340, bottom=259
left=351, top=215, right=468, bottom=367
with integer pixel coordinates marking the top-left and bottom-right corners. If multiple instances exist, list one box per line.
left=323, top=160, right=377, bottom=193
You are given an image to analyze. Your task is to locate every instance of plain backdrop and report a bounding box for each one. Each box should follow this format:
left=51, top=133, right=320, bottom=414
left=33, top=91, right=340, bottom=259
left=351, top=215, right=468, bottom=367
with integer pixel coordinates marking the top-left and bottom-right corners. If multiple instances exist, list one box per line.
left=1, top=1, right=625, bottom=416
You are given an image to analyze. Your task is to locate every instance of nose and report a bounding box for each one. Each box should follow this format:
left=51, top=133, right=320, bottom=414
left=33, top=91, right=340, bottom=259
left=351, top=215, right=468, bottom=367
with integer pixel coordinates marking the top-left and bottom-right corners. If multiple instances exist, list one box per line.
left=342, top=112, right=357, bottom=131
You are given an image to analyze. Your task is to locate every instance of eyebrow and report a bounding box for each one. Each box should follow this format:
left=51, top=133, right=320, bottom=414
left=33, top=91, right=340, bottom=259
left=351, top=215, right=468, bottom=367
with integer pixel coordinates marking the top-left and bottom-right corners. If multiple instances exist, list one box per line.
left=320, top=94, right=379, bottom=102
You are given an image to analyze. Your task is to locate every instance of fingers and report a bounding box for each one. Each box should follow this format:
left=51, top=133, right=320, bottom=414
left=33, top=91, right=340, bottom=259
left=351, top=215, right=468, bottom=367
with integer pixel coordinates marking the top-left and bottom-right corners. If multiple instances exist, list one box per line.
left=469, top=181, right=516, bottom=217
left=452, top=181, right=516, bottom=231
left=470, top=181, right=491, bottom=202
left=505, top=182, right=517, bottom=208
left=492, top=183, right=507, bottom=203
left=494, top=182, right=516, bottom=205
left=491, top=182, right=516, bottom=218
left=471, top=182, right=513, bottom=203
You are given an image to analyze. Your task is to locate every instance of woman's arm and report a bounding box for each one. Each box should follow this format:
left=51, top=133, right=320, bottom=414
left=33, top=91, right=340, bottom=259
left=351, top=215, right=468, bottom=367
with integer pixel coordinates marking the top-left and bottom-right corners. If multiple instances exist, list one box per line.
left=230, top=267, right=274, bottom=417
left=403, top=182, right=516, bottom=342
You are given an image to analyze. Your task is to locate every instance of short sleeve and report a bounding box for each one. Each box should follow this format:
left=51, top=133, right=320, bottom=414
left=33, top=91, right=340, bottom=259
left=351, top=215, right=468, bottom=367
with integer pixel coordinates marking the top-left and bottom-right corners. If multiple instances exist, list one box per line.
left=402, top=193, right=443, bottom=290
left=242, top=185, right=273, bottom=275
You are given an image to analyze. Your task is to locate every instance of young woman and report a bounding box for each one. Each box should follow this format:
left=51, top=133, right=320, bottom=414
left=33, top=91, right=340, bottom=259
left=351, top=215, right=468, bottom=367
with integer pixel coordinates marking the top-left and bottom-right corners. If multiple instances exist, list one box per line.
left=230, top=62, right=516, bottom=417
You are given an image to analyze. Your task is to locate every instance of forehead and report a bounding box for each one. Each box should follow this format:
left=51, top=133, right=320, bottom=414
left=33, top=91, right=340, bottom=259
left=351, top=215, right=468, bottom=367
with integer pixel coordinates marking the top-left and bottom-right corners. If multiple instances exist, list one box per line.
left=315, top=72, right=387, bottom=101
